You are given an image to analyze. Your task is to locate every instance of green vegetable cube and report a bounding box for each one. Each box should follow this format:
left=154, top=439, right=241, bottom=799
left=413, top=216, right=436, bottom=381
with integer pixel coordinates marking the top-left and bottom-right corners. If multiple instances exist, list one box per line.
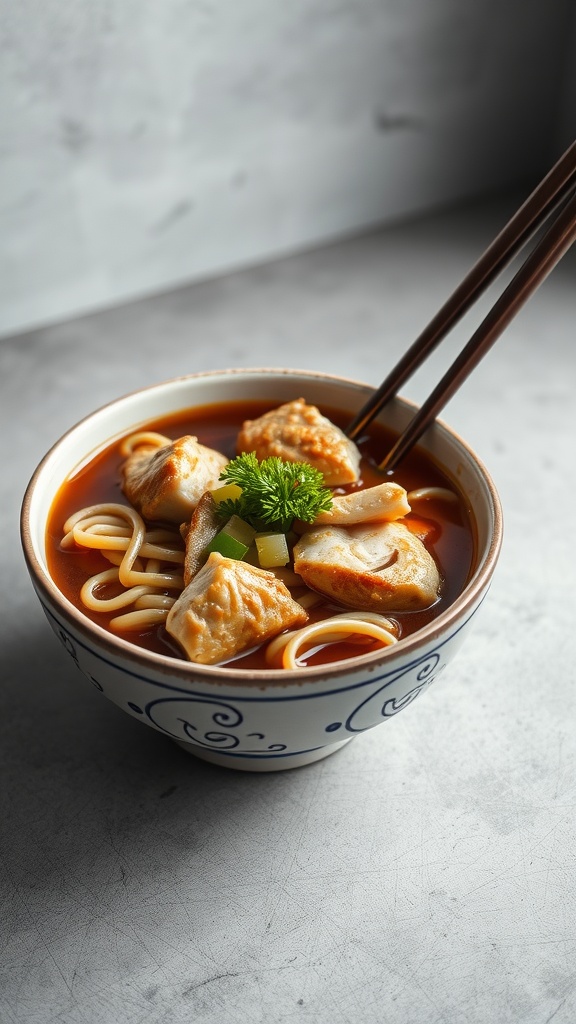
left=205, top=532, right=249, bottom=560
left=224, top=515, right=257, bottom=547
left=211, top=483, right=243, bottom=505
left=255, top=532, right=290, bottom=568
left=205, top=515, right=256, bottom=561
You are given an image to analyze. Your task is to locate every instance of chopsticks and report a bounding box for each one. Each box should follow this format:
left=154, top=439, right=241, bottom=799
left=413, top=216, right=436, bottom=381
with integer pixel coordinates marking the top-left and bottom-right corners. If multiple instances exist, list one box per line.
left=346, top=140, right=576, bottom=473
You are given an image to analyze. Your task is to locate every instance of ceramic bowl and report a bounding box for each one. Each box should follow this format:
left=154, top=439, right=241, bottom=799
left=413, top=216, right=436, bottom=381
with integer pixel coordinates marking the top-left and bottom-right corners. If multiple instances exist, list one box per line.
left=21, top=368, right=502, bottom=772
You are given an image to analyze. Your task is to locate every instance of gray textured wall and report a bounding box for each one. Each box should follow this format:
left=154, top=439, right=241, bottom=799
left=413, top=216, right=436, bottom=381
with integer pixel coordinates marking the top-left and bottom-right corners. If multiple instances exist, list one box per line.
left=0, top=0, right=573, bottom=337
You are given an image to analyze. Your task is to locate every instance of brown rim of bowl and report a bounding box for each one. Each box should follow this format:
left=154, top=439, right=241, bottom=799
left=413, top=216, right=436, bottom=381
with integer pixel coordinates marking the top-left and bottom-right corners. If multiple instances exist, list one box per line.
left=20, top=367, right=503, bottom=688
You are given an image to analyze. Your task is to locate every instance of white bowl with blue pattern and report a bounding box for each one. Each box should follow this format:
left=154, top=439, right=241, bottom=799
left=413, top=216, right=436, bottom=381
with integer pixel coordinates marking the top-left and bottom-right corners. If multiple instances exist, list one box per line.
left=21, top=369, right=503, bottom=772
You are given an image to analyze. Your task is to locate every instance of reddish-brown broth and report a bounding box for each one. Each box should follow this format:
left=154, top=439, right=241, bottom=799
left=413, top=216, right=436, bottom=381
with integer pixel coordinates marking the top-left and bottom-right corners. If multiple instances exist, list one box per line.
left=46, top=400, right=476, bottom=668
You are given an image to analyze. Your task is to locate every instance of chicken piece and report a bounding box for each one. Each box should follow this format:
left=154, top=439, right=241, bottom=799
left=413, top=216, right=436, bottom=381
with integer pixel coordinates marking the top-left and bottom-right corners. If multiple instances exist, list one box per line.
left=121, top=436, right=228, bottom=524
left=237, top=398, right=361, bottom=485
left=166, top=552, right=308, bottom=665
left=312, top=482, right=410, bottom=525
left=181, top=491, right=221, bottom=585
left=293, top=521, right=440, bottom=612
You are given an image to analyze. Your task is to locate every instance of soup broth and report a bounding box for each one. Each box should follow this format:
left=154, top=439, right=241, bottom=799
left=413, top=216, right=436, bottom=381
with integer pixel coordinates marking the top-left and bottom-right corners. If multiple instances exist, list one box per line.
left=46, top=399, right=476, bottom=669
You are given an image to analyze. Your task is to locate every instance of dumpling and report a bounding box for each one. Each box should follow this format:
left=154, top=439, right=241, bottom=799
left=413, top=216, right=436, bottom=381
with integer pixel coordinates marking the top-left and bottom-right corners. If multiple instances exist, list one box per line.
left=121, top=436, right=228, bottom=523
left=293, top=521, right=441, bottom=612
left=166, top=552, right=308, bottom=664
left=180, top=491, right=221, bottom=584
left=236, top=399, right=361, bottom=485
left=312, top=482, right=410, bottom=525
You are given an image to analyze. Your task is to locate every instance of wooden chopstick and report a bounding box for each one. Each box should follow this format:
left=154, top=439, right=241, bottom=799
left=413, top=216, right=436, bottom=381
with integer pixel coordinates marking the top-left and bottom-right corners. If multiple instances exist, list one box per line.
left=345, top=140, right=576, bottom=471
left=379, top=184, right=576, bottom=472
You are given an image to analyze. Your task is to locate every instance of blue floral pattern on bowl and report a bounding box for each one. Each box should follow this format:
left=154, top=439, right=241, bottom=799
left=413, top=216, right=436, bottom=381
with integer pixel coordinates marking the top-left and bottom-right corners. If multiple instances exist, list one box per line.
left=46, top=600, right=476, bottom=766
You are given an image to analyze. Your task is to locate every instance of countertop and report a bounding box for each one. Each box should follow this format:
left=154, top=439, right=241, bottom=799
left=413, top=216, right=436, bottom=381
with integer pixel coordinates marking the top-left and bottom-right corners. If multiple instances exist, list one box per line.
left=2, top=195, right=576, bottom=1024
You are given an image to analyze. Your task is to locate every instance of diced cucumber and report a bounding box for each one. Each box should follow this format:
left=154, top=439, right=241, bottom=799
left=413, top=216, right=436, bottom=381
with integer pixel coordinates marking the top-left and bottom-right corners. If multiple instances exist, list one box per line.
left=211, top=483, right=243, bottom=505
left=255, top=532, right=290, bottom=568
left=204, top=515, right=257, bottom=561
left=224, top=515, right=257, bottom=547
left=205, top=532, right=249, bottom=560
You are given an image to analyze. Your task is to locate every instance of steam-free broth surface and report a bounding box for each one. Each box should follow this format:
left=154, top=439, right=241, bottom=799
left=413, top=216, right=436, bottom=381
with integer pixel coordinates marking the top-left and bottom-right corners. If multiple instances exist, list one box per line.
left=46, top=400, right=476, bottom=668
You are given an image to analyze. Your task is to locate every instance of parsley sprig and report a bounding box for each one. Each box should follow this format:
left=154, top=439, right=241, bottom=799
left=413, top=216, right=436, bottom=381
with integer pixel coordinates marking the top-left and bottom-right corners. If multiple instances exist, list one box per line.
left=217, top=452, right=333, bottom=532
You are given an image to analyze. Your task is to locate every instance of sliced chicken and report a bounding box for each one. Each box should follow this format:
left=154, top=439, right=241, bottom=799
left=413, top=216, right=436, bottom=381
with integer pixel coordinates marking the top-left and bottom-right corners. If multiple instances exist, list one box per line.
left=236, top=398, right=361, bottom=485
left=181, top=491, right=221, bottom=585
left=166, top=552, right=308, bottom=665
left=121, top=436, right=228, bottom=524
left=293, top=521, right=440, bottom=612
left=312, top=482, right=410, bottom=525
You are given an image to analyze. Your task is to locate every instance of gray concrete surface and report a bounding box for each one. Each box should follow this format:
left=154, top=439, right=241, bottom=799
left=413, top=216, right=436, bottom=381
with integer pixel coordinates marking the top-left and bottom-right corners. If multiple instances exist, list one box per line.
left=2, top=195, right=576, bottom=1024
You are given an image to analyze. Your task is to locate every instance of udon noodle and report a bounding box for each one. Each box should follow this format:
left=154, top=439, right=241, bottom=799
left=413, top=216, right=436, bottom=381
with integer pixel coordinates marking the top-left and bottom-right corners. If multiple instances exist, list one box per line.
left=118, top=431, right=172, bottom=455
left=265, top=612, right=399, bottom=670
left=61, top=498, right=400, bottom=658
left=61, top=503, right=185, bottom=631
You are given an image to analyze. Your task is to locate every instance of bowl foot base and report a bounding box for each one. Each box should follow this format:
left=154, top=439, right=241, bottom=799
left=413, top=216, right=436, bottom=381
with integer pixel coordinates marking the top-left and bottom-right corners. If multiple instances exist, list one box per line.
left=173, top=737, right=354, bottom=772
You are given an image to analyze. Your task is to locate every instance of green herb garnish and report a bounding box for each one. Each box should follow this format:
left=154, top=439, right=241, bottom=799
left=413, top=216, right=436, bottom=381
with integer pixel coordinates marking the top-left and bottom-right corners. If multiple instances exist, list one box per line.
left=216, top=452, right=333, bottom=532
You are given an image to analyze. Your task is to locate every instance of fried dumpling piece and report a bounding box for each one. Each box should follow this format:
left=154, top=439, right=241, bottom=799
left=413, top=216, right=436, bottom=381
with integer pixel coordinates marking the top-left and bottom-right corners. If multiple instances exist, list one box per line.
left=121, top=436, right=228, bottom=524
left=167, top=552, right=309, bottom=664
left=180, top=491, right=221, bottom=585
left=236, top=398, right=361, bottom=486
left=312, top=482, right=410, bottom=525
left=293, top=521, right=440, bottom=612
left=166, top=552, right=308, bottom=665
